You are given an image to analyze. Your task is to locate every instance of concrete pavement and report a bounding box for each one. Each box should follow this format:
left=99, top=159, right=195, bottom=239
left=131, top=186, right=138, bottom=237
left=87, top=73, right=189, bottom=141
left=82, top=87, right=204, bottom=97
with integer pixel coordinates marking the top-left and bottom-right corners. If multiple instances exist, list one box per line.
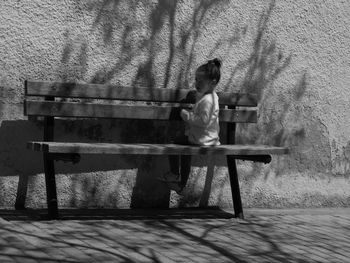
left=0, top=208, right=349, bottom=262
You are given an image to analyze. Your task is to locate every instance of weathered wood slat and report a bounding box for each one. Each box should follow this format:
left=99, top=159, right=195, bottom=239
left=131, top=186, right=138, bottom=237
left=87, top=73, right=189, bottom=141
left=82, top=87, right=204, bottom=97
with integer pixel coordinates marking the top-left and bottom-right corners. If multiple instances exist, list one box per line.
left=27, top=142, right=289, bottom=155
left=25, top=100, right=258, bottom=123
left=25, top=80, right=257, bottom=107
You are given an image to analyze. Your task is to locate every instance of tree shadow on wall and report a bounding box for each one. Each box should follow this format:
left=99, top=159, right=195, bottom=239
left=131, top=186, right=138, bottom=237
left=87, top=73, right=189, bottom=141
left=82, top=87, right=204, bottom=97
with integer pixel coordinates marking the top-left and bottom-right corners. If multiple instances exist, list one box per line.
left=220, top=0, right=312, bottom=198
left=57, top=0, right=232, bottom=209
left=69, top=0, right=231, bottom=88
left=14, top=0, right=312, bottom=210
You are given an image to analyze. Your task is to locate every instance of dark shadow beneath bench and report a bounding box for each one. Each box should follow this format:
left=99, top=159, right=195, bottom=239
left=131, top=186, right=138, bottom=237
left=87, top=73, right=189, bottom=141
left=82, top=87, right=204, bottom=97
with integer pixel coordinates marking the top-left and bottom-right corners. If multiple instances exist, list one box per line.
left=0, top=207, right=235, bottom=221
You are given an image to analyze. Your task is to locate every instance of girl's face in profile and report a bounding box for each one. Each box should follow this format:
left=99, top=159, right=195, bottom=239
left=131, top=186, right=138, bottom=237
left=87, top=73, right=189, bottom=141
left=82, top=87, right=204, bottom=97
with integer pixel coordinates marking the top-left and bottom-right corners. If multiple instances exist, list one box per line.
left=195, top=70, right=214, bottom=94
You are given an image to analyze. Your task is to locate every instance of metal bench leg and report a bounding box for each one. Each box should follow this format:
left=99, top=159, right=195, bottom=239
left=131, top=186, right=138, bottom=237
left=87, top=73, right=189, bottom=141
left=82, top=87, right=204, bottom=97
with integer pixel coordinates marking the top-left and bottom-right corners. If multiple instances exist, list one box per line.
left=227, top=156, right=244, bottom=219
left=44, top=154, right=59, bottom=219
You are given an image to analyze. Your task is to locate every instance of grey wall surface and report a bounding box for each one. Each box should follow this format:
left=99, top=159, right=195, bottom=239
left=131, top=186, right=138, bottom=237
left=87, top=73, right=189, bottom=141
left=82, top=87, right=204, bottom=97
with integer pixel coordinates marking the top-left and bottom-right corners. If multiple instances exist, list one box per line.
left=0, top=0, right=349, bottom=209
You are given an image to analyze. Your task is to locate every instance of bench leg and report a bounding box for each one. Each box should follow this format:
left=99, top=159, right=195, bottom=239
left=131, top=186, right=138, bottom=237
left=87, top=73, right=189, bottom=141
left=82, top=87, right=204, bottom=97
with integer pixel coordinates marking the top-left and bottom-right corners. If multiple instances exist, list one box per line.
left=15, top=173, right=28, bottom=210
left=227, top=156, right=244, bottom=219
left=43, top=154, right=59, bottom=219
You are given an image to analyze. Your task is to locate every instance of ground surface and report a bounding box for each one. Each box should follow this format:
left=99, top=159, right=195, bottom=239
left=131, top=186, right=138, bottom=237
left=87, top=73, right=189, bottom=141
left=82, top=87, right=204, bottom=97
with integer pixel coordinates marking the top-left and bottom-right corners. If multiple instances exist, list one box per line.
left=0, top=208, right=349, bottom=262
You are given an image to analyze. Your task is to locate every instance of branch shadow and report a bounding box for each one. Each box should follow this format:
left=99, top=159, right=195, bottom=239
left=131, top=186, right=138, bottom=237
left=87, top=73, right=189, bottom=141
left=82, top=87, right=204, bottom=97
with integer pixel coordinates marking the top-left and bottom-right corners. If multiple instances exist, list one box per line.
left=0, top=210, right=342, bottom=262
left=216, top=0, right=310, bottom=199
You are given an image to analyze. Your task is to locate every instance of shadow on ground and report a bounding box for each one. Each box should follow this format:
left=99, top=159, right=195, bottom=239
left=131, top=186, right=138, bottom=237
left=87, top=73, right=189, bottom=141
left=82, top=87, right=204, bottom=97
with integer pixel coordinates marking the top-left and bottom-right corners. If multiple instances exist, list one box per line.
left=0, top=207, right=234, bottom=221
left=1, top=209, right=347, bottom=262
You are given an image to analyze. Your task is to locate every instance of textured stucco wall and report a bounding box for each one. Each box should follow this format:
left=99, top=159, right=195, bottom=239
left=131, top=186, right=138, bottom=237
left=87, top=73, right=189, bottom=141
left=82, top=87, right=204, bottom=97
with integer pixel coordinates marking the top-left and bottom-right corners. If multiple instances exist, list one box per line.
left=0, top=0, right=349, bottom=209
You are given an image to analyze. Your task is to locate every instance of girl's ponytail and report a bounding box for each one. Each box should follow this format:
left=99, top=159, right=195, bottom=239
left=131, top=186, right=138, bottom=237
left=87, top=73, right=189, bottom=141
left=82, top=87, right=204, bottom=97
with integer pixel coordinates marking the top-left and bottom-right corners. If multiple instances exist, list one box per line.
left=210, top=58, right=221, bottom=69
left=206, top=58, right=221, bottom=84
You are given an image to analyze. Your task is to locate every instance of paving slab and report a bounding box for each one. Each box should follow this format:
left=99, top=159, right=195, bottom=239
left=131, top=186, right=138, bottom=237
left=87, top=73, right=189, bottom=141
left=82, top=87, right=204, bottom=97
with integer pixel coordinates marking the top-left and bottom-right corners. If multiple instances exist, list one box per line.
left=0, top=208, right=349, bottom=262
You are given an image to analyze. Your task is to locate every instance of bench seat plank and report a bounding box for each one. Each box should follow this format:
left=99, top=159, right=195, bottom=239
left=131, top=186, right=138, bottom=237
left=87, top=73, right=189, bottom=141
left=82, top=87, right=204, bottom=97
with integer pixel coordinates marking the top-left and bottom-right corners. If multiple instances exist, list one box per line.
left=27, top=141, right=289, bottom=155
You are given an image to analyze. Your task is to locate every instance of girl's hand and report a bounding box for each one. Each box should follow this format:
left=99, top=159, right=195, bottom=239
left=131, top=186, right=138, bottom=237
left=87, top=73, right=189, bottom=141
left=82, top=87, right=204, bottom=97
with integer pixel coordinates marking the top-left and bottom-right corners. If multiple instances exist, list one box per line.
left=180, top=109, right=190, bottom=122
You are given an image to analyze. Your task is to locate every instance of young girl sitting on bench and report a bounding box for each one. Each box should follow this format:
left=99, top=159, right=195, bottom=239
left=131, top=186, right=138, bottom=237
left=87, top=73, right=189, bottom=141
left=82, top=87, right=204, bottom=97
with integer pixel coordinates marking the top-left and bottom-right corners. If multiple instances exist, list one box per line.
left=158, top=58, right=222, bottom=194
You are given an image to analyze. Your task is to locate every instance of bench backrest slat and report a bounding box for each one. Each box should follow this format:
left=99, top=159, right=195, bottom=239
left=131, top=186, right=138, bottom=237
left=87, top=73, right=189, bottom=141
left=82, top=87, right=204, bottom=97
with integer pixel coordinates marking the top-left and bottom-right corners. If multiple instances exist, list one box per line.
left=25, top=80, right=257, bottom=107
left=25, top=100, right=257, bottom=123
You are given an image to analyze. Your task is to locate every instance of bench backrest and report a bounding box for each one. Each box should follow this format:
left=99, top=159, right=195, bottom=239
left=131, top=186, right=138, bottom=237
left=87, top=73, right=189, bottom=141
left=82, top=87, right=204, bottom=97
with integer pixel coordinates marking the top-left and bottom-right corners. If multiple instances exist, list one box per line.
left=24, top=81, right=258, bottom=124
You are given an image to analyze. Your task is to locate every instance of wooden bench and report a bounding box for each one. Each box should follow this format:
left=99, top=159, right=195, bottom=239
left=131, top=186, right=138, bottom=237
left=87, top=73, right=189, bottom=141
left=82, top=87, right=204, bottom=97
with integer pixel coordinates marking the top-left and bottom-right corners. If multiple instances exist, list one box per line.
left=23, top=80, right=289, bottom=219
